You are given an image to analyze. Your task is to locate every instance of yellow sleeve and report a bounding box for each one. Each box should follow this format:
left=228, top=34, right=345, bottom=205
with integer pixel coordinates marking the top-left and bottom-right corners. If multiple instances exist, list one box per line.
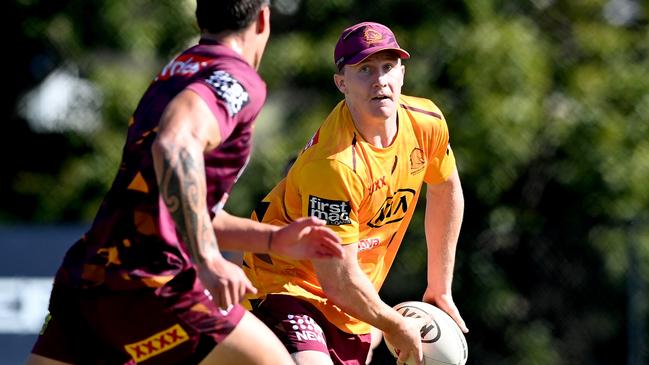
left=424, top=113, right=456, bottom=184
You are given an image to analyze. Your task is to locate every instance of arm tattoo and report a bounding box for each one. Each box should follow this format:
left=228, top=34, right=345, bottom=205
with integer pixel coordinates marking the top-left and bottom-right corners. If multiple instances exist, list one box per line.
left=158, top=144, right=217, bottom=264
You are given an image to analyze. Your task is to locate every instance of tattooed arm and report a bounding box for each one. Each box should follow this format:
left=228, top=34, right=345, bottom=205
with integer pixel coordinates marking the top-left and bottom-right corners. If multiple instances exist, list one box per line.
left=152, top=89, right=256, bottom=308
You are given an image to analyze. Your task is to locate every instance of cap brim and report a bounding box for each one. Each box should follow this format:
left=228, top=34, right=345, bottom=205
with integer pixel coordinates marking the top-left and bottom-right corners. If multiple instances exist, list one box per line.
left=345, top=46, right=411, bottom=67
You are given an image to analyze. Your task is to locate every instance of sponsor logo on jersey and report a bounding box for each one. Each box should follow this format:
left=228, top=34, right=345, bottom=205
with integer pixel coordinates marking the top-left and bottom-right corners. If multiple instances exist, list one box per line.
left=357, top=237, right=381, bottom=252
left=205, top=70, right=249, bottom=117
left=368, top=175, right=387, bottom=194
left=409, top=148, right=425, bottom=175
left=398, top=306, right=441, bottom=343
left=368, top=188, right=416, bottom=227
left=286, top=314, right=326, bottom=345
left=308, top=196, right=351, bottom=226
left=157, top=55, right=208, bottom=80
left=124, top=324, right=189, bottom=363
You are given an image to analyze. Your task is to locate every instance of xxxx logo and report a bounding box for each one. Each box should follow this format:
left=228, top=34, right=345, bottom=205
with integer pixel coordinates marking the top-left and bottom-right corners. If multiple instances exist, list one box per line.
left=368, top=176, right=387, bottom=194
left=124, top=324, right=189, bottom=363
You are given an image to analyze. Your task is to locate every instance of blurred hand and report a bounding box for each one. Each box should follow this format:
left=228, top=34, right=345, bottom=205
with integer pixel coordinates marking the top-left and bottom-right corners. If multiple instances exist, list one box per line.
left=383, top=315, right=429, bottom=365
left=196, top=255, right=257, bottom=309
left=271, top=217, right=344, bottom=260
left=423, top=288, right=469, bottom=333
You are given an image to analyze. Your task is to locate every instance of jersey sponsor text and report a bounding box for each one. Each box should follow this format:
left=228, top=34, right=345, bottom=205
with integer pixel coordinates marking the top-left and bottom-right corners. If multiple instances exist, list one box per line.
left=287, top=314, right=326, bottom=345
left=157, top=55, right=208, bottom=80
left=295, top=329, right=326, bottom=344
left=308, top=195, right=351, bottom=226
left=124, top=323, right=189, bottom=363
left=368, top=176, right=387, bottom=194
left=357, top=237, right=381, bottom=252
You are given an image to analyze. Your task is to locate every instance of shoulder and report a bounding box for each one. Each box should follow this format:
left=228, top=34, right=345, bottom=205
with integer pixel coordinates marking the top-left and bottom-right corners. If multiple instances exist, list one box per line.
left=399, top=94, right=450, bottom=137
left=184, top=53, right=266, bottom=127
left=188, top=45, right=265, bottom=103
left=399, top=94, right=445, bottom=122
left=288, top=157, right=366, bottom=215
left=292, top=157, right=361, bottom=187
left=298, top=100, right=363, bottom=174
left=202, top=56, right=266, bottom=102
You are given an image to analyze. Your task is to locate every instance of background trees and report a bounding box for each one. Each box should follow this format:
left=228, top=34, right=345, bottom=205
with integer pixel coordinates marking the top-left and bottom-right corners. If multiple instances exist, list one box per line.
left=6, top=0, right=648, bottom=363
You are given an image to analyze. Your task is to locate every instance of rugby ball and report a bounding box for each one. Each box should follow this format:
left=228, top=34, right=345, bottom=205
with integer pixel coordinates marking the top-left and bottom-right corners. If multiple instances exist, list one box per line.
left=384, top=301, right=468, bottom=365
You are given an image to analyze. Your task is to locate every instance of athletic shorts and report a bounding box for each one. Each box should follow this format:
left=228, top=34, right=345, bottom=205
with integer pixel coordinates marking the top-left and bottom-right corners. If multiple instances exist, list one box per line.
left=252, top=294, right=371, bottom=365
left=31, top=271, right=245, bottom=365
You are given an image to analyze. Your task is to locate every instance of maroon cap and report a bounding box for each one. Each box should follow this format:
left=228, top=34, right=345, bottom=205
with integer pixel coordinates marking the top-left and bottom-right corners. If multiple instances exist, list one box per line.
left=334, top=22, right=410, bottom=71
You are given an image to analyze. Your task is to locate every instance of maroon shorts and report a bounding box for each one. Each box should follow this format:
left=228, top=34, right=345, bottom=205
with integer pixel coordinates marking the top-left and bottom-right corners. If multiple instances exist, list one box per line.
left=31, top=271, right=245, bottom=364
left=252, top=294, right=371, bottom=365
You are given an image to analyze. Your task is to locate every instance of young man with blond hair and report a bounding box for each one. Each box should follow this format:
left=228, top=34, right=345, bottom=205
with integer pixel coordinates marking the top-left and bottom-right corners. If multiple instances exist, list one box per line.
left=244, top=21, right=468, bottom=365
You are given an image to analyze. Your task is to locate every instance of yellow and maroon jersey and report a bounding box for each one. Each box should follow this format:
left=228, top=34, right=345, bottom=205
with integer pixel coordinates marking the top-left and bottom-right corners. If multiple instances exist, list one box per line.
left=244, top=95, right=455, bottom=334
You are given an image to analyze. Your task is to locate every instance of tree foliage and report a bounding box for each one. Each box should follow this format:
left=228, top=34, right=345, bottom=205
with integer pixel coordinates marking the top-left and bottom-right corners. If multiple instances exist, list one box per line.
left=7, top=0, right=649, bottom=363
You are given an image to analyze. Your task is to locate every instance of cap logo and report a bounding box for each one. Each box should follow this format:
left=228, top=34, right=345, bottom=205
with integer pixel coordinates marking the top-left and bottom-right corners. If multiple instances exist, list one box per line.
left=335, top=22, right=409, bottom=70
left=363, top=28, right=383, bottom=44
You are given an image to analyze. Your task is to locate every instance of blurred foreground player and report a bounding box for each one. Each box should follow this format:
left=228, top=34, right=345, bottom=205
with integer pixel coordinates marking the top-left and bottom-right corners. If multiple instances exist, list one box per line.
left=27, top=1, right=343, bottom=364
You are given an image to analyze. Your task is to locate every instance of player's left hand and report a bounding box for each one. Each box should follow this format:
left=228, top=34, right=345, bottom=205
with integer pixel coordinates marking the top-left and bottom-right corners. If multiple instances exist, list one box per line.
left=270, top=217, right=344, bottom=259
left=423, top=288, right=469, bottom=333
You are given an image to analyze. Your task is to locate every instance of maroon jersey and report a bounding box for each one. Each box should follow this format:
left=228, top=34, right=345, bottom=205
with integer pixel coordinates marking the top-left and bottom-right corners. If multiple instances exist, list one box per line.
left=55, top=39, right=266, bottom=291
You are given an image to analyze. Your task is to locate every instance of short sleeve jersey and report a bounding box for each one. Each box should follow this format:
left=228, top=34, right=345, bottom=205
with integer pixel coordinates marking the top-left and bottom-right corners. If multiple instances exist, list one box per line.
left=243, top=95, right=455, bottom=334
left=56, top=40, right=266, bottom=291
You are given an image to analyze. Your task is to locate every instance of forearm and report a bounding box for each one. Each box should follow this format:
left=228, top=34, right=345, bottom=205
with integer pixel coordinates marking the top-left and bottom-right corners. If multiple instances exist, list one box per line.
left=425, top=170, right=464, bottom=293
left=314, top=252, right=402, bottom=334
left=212, top=210, right=276, bottom=252
left=153, top=138, right=221, bottom=263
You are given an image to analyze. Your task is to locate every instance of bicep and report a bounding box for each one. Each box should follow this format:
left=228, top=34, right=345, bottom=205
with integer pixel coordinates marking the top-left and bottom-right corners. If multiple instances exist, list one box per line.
left=426, top=167, right=461, bottom=199
left=157, top=89, right=222, bottom=152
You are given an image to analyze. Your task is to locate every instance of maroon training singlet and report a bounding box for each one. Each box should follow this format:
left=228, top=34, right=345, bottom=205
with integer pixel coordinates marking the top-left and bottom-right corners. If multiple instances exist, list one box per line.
left=55, top=40, right=267, bottom=291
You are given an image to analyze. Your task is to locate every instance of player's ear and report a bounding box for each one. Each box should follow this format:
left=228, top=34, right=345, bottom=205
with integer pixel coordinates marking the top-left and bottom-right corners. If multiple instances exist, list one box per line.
left=255, top=4, right=270, bottom=35
left=333, top=73, right=346, bottom=94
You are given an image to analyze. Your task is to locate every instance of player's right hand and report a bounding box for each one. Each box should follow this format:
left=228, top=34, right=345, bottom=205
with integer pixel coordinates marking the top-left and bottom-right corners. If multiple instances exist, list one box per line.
left=383, top=315, right=428, bottom=365
left=196, top=255, right=257, bottom=309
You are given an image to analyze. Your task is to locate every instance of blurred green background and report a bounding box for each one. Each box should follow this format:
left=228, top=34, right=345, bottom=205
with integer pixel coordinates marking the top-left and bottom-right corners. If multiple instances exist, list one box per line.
left=5, top=0, right=649, bottom=364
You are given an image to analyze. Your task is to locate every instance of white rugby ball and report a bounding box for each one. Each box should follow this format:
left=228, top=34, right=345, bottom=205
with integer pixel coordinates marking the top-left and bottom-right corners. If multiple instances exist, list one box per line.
left=384, top=301, right=468, bottom=365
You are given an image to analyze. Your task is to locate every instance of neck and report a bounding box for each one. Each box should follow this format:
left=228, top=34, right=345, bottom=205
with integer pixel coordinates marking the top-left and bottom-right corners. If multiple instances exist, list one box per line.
left=350, top=111, right=398, bottom=148
left=201, top=30, right=257, bottom=69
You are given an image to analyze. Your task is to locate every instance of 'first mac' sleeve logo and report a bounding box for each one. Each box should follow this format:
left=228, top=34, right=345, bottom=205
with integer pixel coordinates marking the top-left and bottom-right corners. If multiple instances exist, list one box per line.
left=308, top=195, right=351, bottom=226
